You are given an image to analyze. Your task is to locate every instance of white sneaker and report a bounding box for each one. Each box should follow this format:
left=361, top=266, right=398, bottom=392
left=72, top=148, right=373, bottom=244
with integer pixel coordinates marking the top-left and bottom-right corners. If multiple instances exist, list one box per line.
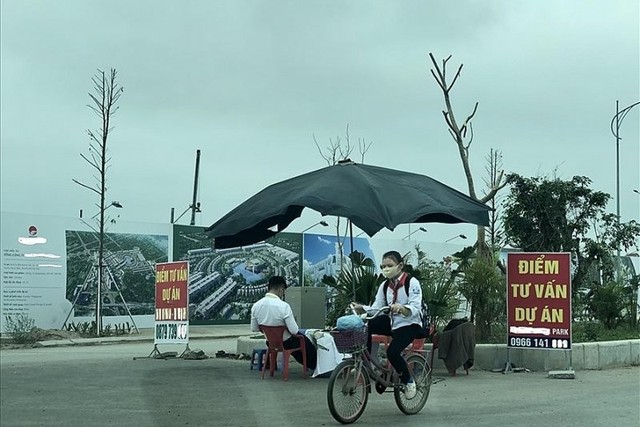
left=404, top=380, right=416, bottom=399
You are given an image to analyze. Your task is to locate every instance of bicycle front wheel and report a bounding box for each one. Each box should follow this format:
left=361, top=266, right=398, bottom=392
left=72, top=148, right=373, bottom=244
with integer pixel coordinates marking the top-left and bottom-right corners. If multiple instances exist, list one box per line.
left=327, top=359, right=370, bottom=424
left=394, top=354, right=432, bottom=415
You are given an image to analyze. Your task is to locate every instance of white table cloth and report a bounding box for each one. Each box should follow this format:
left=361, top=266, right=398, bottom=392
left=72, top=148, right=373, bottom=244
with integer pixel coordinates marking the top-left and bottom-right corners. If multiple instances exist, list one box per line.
left=303, top=329, right=347, bottom=377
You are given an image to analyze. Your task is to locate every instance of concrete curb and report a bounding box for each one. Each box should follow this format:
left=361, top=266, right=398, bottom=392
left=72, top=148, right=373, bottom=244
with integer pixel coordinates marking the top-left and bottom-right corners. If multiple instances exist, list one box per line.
left=7, top=331, right=640, bottom=372
left=235, top=336, right=640, bottom=372
left=237, top=335, right=267, bottom=355
left=470, top=340, right=640, bottom=371
left=31, top=333, right=256, bottom=348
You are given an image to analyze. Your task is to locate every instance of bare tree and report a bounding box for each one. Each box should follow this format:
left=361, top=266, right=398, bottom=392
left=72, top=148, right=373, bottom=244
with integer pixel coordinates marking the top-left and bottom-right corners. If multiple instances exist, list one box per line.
left=429, top=54, right=507, bottom=257
left=313, top=125, right=353, bottom=165
left=72, top=68, right=124, bottom=336
left=484, top=149, right=506, bottom=251
left=312, top=124, right=372, bottom=272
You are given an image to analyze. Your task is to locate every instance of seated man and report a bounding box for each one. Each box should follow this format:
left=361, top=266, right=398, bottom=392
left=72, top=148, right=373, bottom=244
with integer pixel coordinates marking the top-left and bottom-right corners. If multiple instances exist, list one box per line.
left=251, top=276, right=317, bottom=370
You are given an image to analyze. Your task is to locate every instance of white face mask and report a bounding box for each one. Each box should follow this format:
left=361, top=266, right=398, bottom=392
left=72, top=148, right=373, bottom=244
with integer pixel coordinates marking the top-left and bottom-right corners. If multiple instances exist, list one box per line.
left=382, top=265, right=401, bottom=279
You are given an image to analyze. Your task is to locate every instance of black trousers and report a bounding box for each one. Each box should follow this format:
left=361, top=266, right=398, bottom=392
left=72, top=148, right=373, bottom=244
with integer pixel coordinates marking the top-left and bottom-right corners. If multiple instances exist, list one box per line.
left=367, top=315, right=421, bottom=384
left=266, top=335, right=317, bottom=370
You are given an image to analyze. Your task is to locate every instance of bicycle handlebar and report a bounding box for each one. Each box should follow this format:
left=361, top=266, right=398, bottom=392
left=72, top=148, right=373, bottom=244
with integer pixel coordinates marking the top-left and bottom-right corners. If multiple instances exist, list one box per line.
left=349, top=303, right=390, bottom=320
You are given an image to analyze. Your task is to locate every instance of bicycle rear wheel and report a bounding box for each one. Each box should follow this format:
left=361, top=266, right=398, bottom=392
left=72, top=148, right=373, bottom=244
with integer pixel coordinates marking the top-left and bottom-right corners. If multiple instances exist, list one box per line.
left=327, top=359, right=370, bottom=424
left=394, top=354, right=432, bottom=415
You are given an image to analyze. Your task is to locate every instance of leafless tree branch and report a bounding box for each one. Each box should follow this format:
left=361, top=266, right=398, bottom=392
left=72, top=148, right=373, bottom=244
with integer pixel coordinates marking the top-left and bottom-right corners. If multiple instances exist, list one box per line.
left=429, top=53, right=511, bottom=258
left=80, top=153, right=100, bottom=172
left=72, top=178, right=101, bottom=195
left=479, top=175, right=508, bottom=204
left=358, top=137, right=372, bottom=163
left=449, top=64, right=464, bottom=91
left=464, top=123, right=474, bottom=150
left=463, top=102, right=479, bottom=127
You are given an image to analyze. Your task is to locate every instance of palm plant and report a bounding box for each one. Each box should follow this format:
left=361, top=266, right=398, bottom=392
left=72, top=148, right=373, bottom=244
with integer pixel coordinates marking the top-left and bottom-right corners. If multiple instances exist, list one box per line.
left=407, top=246, right=461, bottom=329
left=323, top=251, right=384, bottom=327
left=457, top=252, right=506, bottom=342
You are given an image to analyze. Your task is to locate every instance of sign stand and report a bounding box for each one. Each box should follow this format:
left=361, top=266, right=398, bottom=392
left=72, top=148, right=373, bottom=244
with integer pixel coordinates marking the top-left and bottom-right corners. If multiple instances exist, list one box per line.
left=135, top=261, right=190, bottom=360
left=179, top=343, right=193, bottom=358
left=503, top=348, right=514, bottom=374
left=548, top=349, right=575, bottom=379
left=501, top=348, right=527, bottom=374
left=133, top=345, right=168, bottom=360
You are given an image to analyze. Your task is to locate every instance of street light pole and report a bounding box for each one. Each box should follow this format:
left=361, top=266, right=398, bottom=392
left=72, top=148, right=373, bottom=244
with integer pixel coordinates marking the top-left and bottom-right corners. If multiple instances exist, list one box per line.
left=445, top=234, right=468, bottom=243
left=402, top=227, right=427, bottom=240
left=300, top=221, right=329, bottom=286
left=90, top=201, right=122, bottom=220
left=190, top=149, right=201, bottom=226
left=172, top=203, right=201, bottom=224
left=610, top=100, right=640, bottom=264
left=301, top=221, right=329, bottom=233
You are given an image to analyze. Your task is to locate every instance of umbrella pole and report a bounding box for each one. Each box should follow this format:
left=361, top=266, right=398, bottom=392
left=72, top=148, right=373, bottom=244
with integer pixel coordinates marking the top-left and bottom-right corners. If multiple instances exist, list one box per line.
left=349, top=220, right=356, bottom=301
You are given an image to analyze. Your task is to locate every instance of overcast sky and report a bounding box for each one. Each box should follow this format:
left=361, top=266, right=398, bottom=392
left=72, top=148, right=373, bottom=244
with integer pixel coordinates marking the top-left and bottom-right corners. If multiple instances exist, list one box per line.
left=1, top=1, right=638, bottom=245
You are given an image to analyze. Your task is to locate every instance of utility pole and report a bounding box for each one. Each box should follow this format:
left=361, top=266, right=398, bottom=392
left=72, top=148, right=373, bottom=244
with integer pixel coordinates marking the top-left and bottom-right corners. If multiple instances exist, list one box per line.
left=171, top=149, right=202, bottom=225
left=190, top=149, right=201, bottom=226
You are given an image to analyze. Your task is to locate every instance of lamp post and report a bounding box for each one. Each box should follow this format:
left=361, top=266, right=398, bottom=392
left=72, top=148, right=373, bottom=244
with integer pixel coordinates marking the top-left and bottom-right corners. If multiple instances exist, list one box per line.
left=171, top=202, right=202, bottom=224
left=610, top=100, right=640, bottom=264
left=300, top=221, right=329, bottom=286
left=402, top=227, right=427, bottom=240
left=445, top=234, right=467, bottom=243
left=90, top=201, right=123, bottom=220
left=301, top=220, right=329, bottom=233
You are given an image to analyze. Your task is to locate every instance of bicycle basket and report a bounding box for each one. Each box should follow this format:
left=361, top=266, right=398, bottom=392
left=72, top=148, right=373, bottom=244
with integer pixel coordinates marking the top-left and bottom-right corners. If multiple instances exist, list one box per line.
left=330, top=326, right=368, bottom=353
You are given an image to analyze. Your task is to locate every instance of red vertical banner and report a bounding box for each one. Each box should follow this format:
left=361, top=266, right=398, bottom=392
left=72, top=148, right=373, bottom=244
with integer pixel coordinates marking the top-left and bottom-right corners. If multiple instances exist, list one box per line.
left=155, top=261, right=189, bottom=344
left=507, top=253, right=571, bottom=350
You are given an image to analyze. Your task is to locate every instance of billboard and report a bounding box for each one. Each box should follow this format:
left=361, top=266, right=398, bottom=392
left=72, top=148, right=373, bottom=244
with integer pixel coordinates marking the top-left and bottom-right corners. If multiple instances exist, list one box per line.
left=507, top=252, right=572, bottom=350
left=155, top=261, right=189, bottom=344
left=65, top=230, right=169, bottom=319
left=172, top=224, right=301, bottom=323
left=0, top=214, right=70, bottom=331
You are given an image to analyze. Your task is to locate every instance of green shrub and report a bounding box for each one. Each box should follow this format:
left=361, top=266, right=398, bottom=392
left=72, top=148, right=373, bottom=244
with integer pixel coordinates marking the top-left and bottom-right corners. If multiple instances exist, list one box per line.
left=589, top=281, right=626, bottom=329
left=458, top=257, right=505, bottom=342
left=480, top=322, right=639, bottom=344
left=3, top=314, right=40, bottom=344
left=573, top=322, right=639, bottom=342
left=323, top=251, right=384, bottom=327
left=412, top=259, right=460, bottom=328
left=480, top=322, right=507, bottom=344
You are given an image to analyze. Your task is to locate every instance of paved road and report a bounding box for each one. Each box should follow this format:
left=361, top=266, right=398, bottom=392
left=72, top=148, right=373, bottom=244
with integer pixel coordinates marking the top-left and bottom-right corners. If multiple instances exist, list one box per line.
left=1, top=339, right=639, bottom=427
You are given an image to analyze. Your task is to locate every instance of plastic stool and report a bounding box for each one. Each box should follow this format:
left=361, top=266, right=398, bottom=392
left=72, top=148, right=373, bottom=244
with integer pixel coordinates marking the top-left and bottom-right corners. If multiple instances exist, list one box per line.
left=250, top=348, right=267, bottom=371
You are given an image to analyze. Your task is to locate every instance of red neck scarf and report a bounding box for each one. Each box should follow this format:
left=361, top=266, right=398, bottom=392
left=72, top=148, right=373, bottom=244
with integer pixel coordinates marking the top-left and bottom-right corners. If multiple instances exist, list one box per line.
left=388, top=272, right=407, bottom=304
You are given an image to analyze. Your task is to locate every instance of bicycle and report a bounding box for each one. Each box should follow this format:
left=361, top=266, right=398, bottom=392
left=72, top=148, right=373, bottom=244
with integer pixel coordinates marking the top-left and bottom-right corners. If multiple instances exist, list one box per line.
left=326, top=306, right=432, bottom=424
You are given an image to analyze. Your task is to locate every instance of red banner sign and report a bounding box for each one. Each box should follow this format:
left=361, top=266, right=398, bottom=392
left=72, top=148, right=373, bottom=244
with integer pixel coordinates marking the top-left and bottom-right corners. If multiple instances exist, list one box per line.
left=155, top=261, right=189, bottom=344
left=507, top=252, right=571, bottom=350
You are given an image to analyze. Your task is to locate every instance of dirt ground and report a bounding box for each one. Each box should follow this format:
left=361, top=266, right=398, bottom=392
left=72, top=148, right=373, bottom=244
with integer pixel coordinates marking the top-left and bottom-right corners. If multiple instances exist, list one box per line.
left=0, top=328, right=83, bottom=349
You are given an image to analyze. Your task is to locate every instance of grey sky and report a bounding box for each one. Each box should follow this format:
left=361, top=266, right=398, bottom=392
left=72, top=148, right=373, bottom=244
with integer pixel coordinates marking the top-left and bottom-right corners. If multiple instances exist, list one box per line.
left=1, top=1, right=638, bottom=244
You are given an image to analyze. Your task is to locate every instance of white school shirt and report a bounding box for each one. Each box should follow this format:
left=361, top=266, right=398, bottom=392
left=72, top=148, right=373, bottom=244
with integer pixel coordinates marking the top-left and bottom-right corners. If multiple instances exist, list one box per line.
left=363, top=273, right=422, bottom=331
left=250, top=292, right=300, bottom=341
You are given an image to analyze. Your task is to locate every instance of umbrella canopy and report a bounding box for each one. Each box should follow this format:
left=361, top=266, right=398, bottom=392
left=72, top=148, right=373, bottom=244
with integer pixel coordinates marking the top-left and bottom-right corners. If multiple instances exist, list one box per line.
left=205, top=160, right=491, bottom=248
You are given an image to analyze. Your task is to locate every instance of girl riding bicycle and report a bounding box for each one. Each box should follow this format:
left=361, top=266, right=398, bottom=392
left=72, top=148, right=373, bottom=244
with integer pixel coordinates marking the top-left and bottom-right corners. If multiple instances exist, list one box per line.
left=352, top=250, right=423, bottom=399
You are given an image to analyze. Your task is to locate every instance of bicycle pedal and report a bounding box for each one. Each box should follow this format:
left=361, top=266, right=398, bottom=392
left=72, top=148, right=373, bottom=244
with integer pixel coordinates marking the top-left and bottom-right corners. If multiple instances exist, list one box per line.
left=375, top=382, right=387, bottom=394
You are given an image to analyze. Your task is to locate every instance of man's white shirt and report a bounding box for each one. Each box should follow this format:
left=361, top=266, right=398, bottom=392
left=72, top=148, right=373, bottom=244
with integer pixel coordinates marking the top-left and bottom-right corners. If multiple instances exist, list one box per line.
left=251, top=292, right=300, bottom=341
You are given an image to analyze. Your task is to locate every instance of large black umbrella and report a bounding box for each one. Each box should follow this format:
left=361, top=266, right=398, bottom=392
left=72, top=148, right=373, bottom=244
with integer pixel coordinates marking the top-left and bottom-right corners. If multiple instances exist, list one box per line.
left=205, top=160, right=491, bottom=248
